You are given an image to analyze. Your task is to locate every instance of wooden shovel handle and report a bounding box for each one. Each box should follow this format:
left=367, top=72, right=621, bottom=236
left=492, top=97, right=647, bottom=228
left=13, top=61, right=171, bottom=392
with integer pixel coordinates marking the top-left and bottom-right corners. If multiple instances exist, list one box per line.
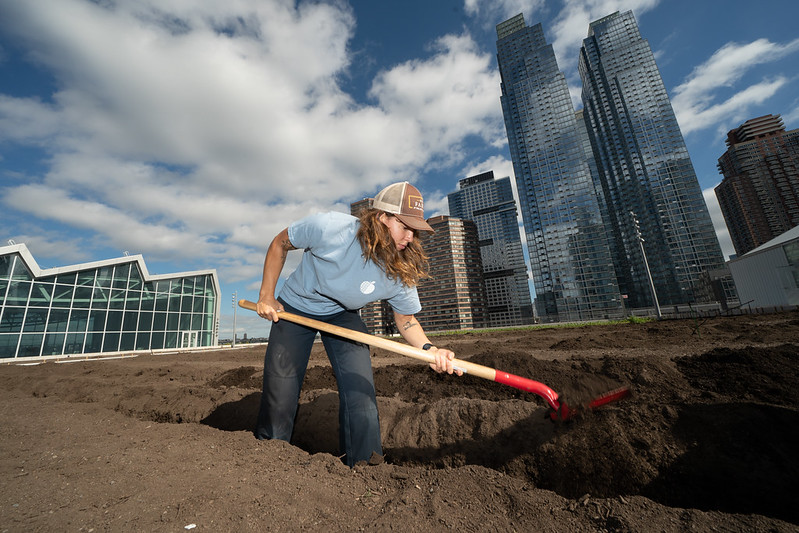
left=238, top=299, right=565, bottom=412
left=238, top=299, right=497, bottom=380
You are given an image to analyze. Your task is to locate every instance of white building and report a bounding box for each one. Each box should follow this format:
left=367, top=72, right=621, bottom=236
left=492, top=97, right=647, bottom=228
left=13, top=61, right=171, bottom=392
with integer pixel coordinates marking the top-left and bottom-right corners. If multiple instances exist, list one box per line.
left=728, top=225, right=799, bottom=309
left=1, top=243, right=220, bottom=360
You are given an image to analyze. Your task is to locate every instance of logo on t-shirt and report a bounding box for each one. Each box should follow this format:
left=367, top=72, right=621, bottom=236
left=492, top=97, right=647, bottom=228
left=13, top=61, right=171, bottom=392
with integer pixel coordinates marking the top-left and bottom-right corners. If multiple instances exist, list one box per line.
left=360, top=280, right=376, bottom=295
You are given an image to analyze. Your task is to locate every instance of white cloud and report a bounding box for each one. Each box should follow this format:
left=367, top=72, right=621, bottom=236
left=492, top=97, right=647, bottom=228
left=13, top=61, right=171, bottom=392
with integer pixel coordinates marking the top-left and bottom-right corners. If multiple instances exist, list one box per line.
left=672, top=37, right=799, bottom=135
left=369, top=33, right=503, bottom=158
left=0, top=95, right=63, bottom=143
left=5, top=183, right=217, bottom=259
left=676, top=77, right=787, bottom=136
left=6, top=234, right=90, bottom=266
left=778, top=100, right=799, bottom=129
left=0, top=0, right=505, bottom=286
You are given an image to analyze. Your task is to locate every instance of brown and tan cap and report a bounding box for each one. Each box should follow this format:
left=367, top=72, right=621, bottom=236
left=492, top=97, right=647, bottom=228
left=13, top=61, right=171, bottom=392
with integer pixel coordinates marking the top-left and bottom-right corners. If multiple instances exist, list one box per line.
left=372, top=181, right=434, bottom=232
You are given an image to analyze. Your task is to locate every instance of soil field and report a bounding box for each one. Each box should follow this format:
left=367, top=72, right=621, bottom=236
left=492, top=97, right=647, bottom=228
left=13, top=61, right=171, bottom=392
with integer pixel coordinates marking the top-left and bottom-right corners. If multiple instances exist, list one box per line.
left=2, top=311, right=799, bottom=532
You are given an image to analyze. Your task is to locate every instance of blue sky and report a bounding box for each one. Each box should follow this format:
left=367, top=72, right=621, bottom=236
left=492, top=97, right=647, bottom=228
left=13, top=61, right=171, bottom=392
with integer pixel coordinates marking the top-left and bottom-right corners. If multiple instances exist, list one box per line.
left=2, top=0, right=798, bottom=338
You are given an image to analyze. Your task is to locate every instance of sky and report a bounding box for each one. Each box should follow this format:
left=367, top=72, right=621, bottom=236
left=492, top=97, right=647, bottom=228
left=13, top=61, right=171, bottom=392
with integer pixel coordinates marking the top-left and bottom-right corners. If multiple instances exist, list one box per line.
left=2, top=0, right=798, bottom=339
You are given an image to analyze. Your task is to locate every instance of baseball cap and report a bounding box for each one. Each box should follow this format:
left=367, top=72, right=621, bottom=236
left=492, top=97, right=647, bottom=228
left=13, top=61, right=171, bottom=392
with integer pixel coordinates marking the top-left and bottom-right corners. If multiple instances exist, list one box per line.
left=372, top=182, right=434, bottom=232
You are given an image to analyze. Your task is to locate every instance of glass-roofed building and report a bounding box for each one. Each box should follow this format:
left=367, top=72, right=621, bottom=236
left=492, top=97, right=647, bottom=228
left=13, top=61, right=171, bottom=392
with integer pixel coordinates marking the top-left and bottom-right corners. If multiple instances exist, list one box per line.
left=0, top=243, right=220, bottom=360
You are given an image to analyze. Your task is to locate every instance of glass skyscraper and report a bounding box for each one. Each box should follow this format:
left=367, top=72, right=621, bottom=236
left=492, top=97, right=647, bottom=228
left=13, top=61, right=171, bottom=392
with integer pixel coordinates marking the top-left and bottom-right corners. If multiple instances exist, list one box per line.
left=496, top=14, right=622, bottom=321
left=448, top=171, right=534, bottom=326
left=579, top=11, right=725, bottom=307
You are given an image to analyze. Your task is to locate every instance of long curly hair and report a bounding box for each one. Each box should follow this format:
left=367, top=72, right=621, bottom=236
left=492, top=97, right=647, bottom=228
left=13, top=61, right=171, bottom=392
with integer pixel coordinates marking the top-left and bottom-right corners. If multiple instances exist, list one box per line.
left=356, top=208, right=430, bottom=287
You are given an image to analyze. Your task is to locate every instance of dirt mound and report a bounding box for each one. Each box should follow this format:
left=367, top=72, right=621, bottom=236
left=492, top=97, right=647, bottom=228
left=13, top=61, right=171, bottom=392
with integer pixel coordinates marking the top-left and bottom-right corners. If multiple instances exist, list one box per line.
left=207, top=365, right=262, bottom=389
left=288, top=343, right=799, bottom=522
left=676, top=343, right=799, bottom=405
left=2, top=312, right=799, bottom=531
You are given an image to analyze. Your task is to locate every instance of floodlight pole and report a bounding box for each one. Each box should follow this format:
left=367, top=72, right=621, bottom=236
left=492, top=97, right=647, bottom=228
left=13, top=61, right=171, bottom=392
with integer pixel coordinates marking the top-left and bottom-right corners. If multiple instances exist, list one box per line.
left=630, top=212, right=662, bottom=319
left=232, top=291, right=237, bottom=347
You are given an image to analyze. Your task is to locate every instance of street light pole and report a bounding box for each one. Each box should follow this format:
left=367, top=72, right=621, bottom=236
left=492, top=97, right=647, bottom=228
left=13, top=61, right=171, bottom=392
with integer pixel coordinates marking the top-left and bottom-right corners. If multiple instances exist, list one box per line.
left=630, top=212, right=662, bottom=319
left=231, top=291, right=237, bottom=347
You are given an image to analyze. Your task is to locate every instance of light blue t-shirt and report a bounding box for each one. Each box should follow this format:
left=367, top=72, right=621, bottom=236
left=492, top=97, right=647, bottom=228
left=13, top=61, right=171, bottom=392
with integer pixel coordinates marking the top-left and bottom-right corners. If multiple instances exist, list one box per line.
left=279, top=212, right=422, bottom=317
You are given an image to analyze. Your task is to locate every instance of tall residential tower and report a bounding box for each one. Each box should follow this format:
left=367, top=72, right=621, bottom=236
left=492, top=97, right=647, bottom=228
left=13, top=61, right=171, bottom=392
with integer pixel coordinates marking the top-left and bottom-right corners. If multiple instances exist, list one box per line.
left=417, top=216, right=487, bottom=331
left=579, top=11, right=725, bottom=307
left=496, top=14, right=622, bottom=321
left=716, top=114, right=799, bottom=256
left=448, top=171, right=534, bottom=326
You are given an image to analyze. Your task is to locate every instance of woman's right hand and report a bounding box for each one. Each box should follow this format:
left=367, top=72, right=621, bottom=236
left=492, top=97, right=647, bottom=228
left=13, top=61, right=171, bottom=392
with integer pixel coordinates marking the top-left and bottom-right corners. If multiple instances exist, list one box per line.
left=256, top=297, right=284, bottom=322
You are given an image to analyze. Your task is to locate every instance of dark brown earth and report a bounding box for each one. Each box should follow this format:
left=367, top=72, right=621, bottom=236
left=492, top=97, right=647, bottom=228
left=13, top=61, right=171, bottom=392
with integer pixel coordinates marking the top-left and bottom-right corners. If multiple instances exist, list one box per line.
left=2, top=311, right=799, bottom=532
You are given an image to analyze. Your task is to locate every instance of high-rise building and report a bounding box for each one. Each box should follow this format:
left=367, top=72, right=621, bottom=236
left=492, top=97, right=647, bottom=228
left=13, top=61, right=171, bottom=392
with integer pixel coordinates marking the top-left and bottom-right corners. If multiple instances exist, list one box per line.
left=448, top=171, right=534, bottom=326
left=715, top=114, right=799, bottom=256
left=579, top=10, right=725, bottom=307
left=416, top=216, right=487, bottom=331
left=349, top=198, right=372, bottom=218
left=496, top=14, right=622, bottom=322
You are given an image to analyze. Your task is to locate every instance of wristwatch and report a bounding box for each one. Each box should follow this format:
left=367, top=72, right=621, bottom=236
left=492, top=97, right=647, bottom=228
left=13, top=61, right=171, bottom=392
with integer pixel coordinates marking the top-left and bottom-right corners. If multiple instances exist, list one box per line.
left=422, top=343, right=433, bottom=351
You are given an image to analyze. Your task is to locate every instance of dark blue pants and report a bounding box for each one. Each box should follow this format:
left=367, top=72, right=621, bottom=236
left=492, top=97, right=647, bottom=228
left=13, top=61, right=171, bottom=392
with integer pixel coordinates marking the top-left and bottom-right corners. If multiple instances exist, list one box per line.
left=254, top=300, right=382, bottom=466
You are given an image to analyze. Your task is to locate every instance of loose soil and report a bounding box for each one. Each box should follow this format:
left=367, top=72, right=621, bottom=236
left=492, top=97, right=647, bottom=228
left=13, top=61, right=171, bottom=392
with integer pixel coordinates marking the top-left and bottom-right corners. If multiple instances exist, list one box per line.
left=2, top=312, right=799, bottom=532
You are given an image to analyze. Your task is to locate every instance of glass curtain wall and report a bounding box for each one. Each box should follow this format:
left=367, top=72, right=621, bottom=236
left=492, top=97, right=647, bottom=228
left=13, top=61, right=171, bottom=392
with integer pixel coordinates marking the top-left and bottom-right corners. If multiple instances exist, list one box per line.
left=496, top=14, right=622, bottom=322
left=0, top=253, right=218, bottom=358
left=579, top=10, right=725, bottom=306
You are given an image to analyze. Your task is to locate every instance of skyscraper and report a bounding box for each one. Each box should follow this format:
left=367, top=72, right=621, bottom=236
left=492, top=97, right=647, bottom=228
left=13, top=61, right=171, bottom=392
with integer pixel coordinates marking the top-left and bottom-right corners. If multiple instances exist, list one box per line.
left=448, top=171, right=533, bottom=326
left=716, top=114, right=799, bottom=256
left=579, top=11, right=725, bottom=307
left=496, top=14, right=622, bottom=322
left=416, top=216, right=487, bottom=331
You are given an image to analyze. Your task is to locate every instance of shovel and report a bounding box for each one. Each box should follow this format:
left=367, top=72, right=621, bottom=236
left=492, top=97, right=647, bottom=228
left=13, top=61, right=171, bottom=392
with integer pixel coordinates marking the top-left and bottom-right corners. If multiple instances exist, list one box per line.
left=238, top=299, right=629, bottom=421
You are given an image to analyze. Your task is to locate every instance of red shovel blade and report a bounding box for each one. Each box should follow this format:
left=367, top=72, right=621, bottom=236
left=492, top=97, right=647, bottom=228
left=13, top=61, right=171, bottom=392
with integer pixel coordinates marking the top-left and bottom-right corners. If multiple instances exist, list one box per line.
left=491, top=369, right=630, bottom=421
left=586, top=386, right=631, bottom=410
left=550, top=386, right=631, bottom=421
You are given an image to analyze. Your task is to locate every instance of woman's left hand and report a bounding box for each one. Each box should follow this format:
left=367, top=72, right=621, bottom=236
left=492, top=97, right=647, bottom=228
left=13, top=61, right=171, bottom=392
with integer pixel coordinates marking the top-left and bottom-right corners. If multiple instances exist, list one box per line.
left=429, top=347, right=463, bottom=376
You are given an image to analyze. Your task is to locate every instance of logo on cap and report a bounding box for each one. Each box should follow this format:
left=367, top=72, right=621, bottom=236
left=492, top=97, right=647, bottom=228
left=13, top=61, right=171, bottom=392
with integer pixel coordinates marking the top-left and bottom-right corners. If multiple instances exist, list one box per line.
left=407, top=195, right=423, bottom=213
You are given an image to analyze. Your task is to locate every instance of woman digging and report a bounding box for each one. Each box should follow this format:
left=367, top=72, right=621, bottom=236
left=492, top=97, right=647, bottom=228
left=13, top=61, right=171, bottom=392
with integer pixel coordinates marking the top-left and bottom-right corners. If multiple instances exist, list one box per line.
left=254, top=182, right=461, bottom=466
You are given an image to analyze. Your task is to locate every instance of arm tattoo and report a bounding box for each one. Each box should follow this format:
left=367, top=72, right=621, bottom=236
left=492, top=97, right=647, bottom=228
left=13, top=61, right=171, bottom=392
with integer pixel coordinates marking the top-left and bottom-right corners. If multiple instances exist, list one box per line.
left=403, top=320, right=417, bottom=331
left=280, top=237, right=294, bottom=261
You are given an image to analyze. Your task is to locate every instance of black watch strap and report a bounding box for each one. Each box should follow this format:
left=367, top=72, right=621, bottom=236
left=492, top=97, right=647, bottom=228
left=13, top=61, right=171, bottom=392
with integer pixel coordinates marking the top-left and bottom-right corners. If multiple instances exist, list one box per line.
left=422, top=343, right=433, bottom=351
